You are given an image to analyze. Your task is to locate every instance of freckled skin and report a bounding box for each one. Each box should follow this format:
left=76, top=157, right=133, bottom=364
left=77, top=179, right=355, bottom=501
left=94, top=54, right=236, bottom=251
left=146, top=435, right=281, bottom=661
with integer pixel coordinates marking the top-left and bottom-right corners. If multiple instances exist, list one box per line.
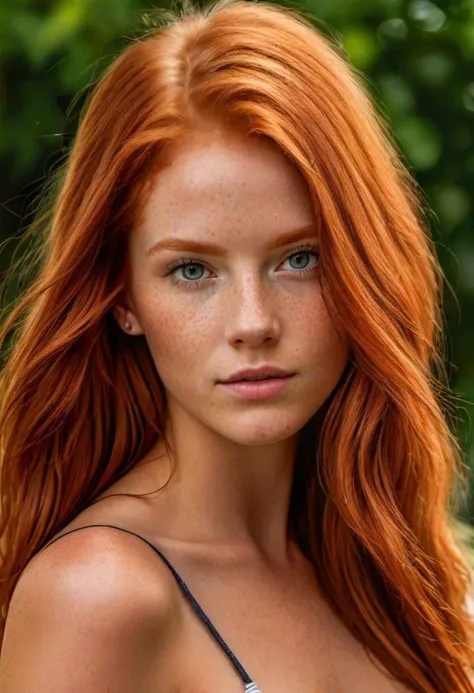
left=112, top=129, right=349, bottom=551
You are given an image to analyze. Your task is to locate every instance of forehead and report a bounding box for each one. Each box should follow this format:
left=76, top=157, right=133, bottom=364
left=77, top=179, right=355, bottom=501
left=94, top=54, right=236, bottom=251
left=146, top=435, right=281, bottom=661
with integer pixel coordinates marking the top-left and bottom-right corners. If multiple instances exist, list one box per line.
left=135, top=132, right=316, bottom=251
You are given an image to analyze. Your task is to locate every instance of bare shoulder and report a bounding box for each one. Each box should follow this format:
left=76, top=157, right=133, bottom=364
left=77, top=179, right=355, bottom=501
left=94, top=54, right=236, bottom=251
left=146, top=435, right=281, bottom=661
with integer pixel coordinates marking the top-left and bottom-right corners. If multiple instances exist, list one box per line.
left=0, top=526, right=182, bottom=692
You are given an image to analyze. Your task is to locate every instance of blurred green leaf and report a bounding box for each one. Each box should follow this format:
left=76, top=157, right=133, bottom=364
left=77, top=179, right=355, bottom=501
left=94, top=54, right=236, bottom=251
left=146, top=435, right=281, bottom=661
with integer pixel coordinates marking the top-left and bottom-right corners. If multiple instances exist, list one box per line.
left=378, top=17, right=408, bottom=40
left=432, top=184, right=471, bottom=233
left=410, top=51, right=455, bottom=86
left=395, top=116, right=442, bottom=169
left=342, top=25, right=381, bottom=70
left=37, top=0, right=92, bottom=64
left=377, top=74, right=416, bottom=113
left=408, top=0, right=446, bottom=32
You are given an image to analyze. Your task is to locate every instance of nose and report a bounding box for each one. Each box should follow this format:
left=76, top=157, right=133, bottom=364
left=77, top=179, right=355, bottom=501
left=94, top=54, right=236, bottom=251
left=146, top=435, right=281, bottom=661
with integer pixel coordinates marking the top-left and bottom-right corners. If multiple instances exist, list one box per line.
left=224, top=275, right=280, bottom=347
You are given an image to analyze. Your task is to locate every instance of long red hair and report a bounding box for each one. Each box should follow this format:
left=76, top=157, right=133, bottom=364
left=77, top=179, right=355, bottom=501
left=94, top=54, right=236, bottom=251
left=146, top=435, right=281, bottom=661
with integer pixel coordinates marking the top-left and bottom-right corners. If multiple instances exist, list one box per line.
left=1, top=0, right=473, bottom=688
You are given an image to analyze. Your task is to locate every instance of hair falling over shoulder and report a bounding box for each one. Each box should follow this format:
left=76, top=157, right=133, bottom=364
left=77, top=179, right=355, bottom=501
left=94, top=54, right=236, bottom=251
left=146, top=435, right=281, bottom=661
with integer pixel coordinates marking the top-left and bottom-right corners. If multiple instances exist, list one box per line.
left=0, top=0, right=473, bottom=688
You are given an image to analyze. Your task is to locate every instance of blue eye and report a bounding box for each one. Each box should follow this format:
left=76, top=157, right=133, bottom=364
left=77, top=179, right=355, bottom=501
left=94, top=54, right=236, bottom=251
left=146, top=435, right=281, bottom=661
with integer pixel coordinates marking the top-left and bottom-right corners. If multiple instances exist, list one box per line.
left=282, top=249, right=318, bottom=271
left=176, top=262, right=207, bottom=282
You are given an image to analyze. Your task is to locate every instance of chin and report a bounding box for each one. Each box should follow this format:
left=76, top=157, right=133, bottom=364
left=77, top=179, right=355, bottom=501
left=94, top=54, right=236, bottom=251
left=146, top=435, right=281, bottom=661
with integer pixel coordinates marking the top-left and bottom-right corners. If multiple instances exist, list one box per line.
left=213, top=410, right=309, bottom=446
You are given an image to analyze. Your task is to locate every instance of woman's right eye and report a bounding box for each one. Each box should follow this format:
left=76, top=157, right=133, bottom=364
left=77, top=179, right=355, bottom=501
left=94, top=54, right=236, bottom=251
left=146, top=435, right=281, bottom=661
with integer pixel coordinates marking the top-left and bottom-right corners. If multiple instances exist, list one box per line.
left=166, top=259, right=213, bottom=290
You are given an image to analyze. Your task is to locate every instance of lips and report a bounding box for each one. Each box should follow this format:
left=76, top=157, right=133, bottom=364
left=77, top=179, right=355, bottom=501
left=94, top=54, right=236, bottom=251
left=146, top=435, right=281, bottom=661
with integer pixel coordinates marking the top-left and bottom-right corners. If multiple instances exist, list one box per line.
left=221, top=366, right=294, bottom=383
left=237, top=376, right=274, bottom=381
left=217, top=374, right=295, bottom=400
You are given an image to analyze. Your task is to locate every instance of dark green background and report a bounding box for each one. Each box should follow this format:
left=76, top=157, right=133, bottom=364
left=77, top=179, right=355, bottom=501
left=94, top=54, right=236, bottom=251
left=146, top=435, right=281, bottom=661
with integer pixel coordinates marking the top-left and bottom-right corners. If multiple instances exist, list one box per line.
left=1, top=0, right=473, bottom=524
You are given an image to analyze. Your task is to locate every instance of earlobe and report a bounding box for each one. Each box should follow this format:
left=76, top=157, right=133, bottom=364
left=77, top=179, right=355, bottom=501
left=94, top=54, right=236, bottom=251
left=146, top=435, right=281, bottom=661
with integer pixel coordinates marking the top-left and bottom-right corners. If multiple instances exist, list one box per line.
left=111, top=303, right=144, bottom=336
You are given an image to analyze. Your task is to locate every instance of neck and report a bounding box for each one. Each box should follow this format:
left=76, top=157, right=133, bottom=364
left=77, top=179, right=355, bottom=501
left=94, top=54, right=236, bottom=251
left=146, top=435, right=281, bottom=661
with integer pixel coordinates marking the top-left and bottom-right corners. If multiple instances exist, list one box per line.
left=136, top=403, right=303, bottom=565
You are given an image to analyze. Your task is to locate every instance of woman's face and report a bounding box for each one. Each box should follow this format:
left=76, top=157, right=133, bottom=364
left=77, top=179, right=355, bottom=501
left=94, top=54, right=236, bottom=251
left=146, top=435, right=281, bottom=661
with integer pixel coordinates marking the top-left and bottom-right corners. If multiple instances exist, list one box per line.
left=116, top=130, right=348, bottom=446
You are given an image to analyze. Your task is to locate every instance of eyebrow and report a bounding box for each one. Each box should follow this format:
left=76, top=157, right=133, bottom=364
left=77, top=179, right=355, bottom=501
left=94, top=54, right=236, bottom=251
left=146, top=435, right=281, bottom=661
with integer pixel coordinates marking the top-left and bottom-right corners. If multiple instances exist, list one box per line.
left=146, top=224, right=319, bottom=258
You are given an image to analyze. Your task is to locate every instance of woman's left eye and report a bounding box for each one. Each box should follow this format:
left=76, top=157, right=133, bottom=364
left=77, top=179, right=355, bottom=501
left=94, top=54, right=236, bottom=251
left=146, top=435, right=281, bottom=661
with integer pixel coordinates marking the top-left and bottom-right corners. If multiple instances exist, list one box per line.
left=166, top=245, right=320, bottom=290
left=281, top=247, right=319, bottom=272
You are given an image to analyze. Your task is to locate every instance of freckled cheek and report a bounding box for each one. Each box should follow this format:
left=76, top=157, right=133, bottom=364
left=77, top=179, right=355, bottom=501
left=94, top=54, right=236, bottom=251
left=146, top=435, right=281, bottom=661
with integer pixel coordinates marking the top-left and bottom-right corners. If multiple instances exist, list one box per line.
left=140, top=303, right=221, bottom=378
left=292, top=298, right=348, bottom=369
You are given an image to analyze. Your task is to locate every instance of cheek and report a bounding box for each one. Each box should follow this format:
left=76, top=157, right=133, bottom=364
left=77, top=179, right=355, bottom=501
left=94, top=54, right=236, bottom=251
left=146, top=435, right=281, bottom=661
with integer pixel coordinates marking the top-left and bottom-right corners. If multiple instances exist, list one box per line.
left=139, top=299, right=219, bottom=382
left=294, top=296, right=348, bottom=373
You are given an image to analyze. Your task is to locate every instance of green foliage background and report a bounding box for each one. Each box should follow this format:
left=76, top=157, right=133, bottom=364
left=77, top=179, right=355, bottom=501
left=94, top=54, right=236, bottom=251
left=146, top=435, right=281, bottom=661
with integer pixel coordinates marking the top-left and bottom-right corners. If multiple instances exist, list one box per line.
left=1, top=0, right=473, bottom=525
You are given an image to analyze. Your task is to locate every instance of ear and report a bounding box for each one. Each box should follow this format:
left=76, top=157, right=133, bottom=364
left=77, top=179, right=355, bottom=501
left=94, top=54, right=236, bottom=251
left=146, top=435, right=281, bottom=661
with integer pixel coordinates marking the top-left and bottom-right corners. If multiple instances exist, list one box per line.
left=111, top=291, right=145, bottom=336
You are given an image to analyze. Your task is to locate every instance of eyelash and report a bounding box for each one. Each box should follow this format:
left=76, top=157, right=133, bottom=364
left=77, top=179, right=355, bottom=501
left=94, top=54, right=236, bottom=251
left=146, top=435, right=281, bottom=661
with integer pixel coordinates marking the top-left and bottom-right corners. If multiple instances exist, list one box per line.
left=164, top=243, right=320, bottom=291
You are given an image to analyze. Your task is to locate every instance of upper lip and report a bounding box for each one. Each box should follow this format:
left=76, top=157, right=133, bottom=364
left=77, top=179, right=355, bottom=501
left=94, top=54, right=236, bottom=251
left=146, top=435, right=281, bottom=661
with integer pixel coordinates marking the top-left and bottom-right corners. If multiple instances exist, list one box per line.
left=219, top=365, right=295, bottom=383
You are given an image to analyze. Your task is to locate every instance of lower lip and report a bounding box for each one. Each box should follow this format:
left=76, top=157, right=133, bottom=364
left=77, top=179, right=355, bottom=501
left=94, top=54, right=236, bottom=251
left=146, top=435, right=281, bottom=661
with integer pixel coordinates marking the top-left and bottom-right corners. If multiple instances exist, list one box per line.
left=217, top=375, right=295, bottom=400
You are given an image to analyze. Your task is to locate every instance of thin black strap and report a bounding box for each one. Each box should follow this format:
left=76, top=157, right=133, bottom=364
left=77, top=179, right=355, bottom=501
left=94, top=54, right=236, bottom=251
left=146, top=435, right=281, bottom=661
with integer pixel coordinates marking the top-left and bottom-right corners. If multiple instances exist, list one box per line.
left=40, top=523, right=256, bottom=687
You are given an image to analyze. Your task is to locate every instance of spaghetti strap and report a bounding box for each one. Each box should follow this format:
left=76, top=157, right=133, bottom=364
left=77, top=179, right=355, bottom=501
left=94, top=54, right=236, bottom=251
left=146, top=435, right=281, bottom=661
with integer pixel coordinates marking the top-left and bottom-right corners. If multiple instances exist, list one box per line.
left=40, top=524, right=262, bottom=693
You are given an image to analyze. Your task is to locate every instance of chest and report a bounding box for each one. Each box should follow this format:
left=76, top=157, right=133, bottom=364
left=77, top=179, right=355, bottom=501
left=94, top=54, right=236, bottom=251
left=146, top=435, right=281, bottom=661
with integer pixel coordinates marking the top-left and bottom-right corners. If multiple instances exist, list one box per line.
left=160, top=567, right=410, bottom=693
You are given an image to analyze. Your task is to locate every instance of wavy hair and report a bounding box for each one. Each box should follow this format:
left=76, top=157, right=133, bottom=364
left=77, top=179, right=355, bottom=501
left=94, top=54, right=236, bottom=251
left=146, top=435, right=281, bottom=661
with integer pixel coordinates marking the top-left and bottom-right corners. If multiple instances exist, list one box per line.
left=0, top=0, right=473, bottom=688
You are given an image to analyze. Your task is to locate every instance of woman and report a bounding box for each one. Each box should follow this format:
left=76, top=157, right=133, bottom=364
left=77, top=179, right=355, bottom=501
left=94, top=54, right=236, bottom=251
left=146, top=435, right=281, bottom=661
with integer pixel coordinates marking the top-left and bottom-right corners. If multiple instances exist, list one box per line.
left=0, top=0, right=472, bottom=690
